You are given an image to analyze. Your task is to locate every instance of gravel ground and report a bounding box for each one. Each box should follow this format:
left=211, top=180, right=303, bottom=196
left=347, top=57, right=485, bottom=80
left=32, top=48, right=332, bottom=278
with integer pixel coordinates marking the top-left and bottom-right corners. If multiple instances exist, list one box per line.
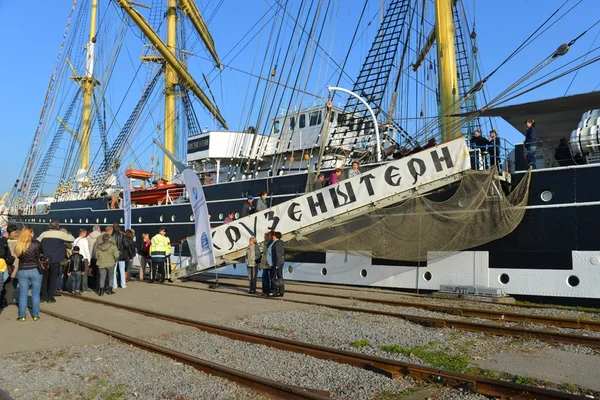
left=222, top=306, right=600, bottom=395
left=0, top=340, right=266, bottom=400
left=145, top=330, right=416, bottom=400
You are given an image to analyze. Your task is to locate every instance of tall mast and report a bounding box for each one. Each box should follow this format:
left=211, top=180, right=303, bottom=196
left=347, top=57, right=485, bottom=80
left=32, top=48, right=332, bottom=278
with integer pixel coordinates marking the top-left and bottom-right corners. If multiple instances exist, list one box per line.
left=434, top=0, right=460, bottom=141
left=163, top=0, right=177, bottom=180
left=80, top=0, right=99, bottom=171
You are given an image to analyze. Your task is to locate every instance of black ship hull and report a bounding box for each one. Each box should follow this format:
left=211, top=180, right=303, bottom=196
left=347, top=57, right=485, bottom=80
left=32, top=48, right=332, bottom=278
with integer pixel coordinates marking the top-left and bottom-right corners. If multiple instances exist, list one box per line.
left=10, top=164, right=600, bottom=300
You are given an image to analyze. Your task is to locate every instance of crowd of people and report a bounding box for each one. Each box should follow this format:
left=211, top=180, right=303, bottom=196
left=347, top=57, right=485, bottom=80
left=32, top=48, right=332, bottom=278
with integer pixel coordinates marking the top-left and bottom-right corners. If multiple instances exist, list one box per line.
left=0, top=221, right=175, bottom=321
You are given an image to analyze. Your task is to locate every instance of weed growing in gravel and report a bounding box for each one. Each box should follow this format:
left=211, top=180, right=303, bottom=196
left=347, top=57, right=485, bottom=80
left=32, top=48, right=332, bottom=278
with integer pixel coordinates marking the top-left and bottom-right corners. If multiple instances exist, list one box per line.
left=350, top=339, right=371, bottom=348
left=85, top=380, right=128, bottom=400
left=558, top=382, right=582, bottom=394
left=512, top=375, right=534, bottom=386
left=378, top=344, right=469, bottom=372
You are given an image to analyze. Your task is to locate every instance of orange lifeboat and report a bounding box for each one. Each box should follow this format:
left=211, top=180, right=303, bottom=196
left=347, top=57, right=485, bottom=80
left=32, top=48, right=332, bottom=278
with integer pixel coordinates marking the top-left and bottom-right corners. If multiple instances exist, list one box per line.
left=130, top=183, right=185, bottom=205
left=125, top=168, right=153, bottom=180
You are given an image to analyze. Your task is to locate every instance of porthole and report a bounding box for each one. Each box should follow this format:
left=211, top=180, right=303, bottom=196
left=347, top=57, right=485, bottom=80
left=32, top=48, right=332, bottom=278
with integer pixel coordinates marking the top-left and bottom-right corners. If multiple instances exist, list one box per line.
left=64, top=219, right=68, bottom=223
left=190, top=215, right=195, bottom=222
left=139, top=216, right=143, bottom=223
left=120, top=217, right=123, bottom=223
left=103, top=218, right=107, bottom=223
left=171, top=215, right=176, bottom=222
left=69, top=219, right=73, bottom=223
left=79, top=219, right=82, bottom=223
left=288, top=265, right=293, bottom=274
left=85, top=218, right=89, bottom=223
left=423, top=271, right=432, bottom=281
left=540, top=190, right=553, bottom=202
left=360, top=269, right=367, bottom=278
left=218, top=213, right=224, bottom=220
left=234, top=212, right=240, bottom=219
left=159, top=215, right=164, bottom=222
left=232, top=264, right=237, bottom=270
left=96, top=218, right=100, bottom=223
left=321, top=268, right=327, bottom=276
left=567, top=275, right=580, bottom=287
left=499, top=273, right=510, bottom=284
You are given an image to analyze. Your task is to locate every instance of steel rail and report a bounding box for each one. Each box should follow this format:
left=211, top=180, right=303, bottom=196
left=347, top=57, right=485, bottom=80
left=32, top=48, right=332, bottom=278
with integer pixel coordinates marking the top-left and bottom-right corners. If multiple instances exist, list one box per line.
left=40, top=308, right=330, bottom=400
left=62, top=293, right=588, bottom=399
left=169, top=281, right=600, bottom=349
left=196, top=279, right=600, bottom=331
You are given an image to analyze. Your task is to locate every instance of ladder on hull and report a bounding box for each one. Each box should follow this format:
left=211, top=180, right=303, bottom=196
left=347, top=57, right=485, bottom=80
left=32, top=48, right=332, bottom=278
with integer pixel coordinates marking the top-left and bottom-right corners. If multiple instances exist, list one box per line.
left=174, top=138, right=471, bottom=278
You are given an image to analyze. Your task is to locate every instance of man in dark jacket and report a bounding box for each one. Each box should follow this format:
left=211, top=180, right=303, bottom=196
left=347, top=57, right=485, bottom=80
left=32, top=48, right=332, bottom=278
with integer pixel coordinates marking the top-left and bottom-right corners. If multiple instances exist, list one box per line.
left=270, top=231, right=285, bottom=297
left=68, top=246, right=85, bottom=295
left=38, top=220, right=74, bottom=303
left=241, top=195, right=254, bottom=217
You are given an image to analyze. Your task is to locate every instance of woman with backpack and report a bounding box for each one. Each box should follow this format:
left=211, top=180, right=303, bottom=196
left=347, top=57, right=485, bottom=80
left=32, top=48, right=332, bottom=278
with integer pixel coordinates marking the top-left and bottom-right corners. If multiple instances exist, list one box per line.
left=123, top=230, right=137, bottom=284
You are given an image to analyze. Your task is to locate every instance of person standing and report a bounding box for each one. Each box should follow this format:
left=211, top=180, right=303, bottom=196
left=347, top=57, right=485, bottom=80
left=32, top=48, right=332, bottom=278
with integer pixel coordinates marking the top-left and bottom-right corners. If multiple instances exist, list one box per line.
left=525, top=119, right=538, bottom=169
left=5, top=229, right=20, bottom=307
left=313, top=173, right=325, bottom=190
left=487, top=130, right=502, bottom=171
left=245, top=237, right=261, bottom=294
left=241, top=195, right=254, bottom=217
left=93, top=234, right=119, bottom=296
left=112, top=224, right=127, bottom=289
left=139, top=233, right=151, bottom=281
left=470, top=129, right=490, bottom=169
left=150, top=227, right=170, bottom=283
left=328, top=168, right=342, bottom=186
left=270, top=232, right=285, bottom=297
left=0, top=225, right=17, bottom=308
left=38, top=220, right=74, bottom=303
left=224, top=211, right=235, bottom=224
left=346, top=161, right=361, bottom=179
left=68, top=246, right=85, bottom=295
left=260, top=231, right=273, bottom=297
left=86, top=225, right=102, bottom=290
left=255, top=192, right=268, bottom=212
left=73, top=229, right=91, bottom=292
left=123, top=230, right=136, bottom=284
left=14, top=227, right=43, bottom=321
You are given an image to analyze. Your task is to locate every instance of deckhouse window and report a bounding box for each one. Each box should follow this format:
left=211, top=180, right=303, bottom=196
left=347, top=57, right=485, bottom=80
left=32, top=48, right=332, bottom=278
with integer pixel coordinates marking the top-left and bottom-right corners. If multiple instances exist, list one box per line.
left=290, top=116, right=296, bottom=130
left=273, top=120, right=281, bottom=134
left=309, top=111, right=322, bottom=126
left=330, top=111, right=336, bottom=123
left=299, top=114, right=306, bottom=128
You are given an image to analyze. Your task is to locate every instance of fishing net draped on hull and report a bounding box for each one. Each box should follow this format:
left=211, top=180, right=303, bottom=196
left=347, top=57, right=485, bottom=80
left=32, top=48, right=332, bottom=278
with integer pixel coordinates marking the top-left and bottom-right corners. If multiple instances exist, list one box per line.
left=287, top=168, right=531, bottom=261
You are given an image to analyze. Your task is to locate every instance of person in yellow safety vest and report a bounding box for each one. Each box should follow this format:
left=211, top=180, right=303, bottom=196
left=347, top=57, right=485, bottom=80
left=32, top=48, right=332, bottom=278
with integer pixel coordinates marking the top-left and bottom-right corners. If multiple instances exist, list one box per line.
left=149, top=227, right=170, bottom=283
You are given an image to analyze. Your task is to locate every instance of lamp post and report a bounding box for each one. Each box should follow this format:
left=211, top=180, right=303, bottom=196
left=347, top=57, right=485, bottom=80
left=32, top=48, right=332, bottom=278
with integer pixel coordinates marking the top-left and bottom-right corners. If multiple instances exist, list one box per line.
left=327, top=86, right=382, bottom=163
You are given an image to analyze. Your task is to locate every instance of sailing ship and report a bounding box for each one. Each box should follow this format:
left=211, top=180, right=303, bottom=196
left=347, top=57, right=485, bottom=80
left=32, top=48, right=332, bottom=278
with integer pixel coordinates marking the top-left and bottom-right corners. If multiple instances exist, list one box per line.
left=6, top=0, right=600, bottom=302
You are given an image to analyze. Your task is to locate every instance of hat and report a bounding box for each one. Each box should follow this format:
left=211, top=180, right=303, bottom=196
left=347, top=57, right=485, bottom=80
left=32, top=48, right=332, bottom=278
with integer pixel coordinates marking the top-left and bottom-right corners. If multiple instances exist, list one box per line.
left=159, top=227, right=168, bottom=233
left=247, top=195, right=254, bottom=200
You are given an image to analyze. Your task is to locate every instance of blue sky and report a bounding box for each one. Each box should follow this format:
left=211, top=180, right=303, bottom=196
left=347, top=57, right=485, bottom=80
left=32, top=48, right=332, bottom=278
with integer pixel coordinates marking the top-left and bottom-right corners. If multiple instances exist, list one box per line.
left=1, top=0, right=599, bottom=197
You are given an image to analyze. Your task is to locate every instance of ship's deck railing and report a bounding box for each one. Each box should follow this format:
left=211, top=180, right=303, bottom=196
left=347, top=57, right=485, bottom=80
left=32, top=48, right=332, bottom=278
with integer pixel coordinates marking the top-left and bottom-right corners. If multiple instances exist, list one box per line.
left=163, top=187, right=187, bottom=205
left=468, top=137, right=514, bottom=173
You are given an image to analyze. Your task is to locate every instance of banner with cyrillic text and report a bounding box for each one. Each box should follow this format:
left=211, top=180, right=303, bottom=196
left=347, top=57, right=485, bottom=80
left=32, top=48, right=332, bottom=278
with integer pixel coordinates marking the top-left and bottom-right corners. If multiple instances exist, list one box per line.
left=210, top=139, right=470, bottom=260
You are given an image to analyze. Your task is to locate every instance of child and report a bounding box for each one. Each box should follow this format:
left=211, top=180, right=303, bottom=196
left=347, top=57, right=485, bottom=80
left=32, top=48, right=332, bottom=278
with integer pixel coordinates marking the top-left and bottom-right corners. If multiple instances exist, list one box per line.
left=68, top=246, right=85, bottom=295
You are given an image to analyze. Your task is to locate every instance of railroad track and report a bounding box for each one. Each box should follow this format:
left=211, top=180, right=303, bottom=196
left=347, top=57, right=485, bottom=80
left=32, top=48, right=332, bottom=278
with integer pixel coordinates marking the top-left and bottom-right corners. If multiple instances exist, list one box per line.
left=39, top=308, right=331, bottom=400
left=160, top=280, right=600, bottom=349
left=193, top=278, right=600, bottom=331
left=62, top=293, right=590, bottom=399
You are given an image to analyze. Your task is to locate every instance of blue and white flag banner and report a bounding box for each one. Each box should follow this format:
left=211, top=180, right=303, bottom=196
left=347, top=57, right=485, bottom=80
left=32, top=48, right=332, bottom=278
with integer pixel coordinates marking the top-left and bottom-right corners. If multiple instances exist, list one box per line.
left=122, top=174, right=131, bottom=231
left=182, top=168, right=215, bottom=270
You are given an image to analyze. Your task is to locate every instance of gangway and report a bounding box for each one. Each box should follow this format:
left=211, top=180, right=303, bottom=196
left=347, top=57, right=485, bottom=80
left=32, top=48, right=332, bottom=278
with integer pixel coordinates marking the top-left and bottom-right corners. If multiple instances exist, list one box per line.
left=173, top=138, right=471, bottom=279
